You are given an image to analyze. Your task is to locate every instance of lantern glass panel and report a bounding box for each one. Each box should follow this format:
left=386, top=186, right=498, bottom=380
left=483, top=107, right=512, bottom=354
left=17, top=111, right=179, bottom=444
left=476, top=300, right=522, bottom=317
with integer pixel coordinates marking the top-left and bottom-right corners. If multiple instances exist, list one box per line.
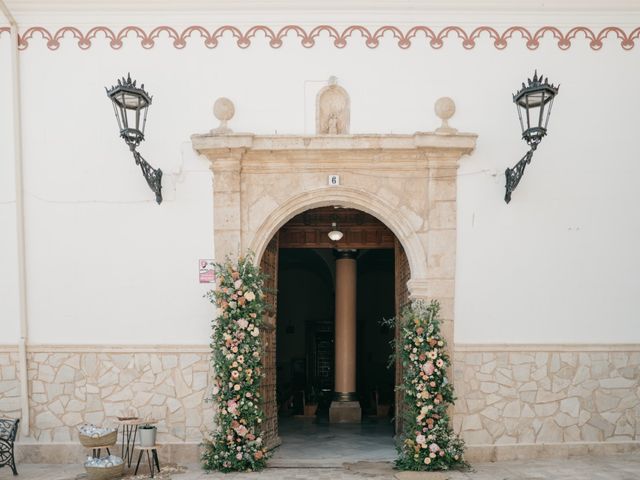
left=123, top=92, right=144, bottom=109
left=515, top=89, right=557, bottom=145
left=543, top=96, right=555, bottom=130
left=106, top=75, right=153, bottom=149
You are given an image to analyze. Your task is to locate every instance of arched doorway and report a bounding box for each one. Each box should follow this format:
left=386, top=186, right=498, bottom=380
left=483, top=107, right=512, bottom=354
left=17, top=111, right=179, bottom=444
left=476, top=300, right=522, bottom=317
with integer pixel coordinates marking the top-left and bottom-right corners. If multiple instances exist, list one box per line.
left=192, top=121, right=476, bottom=461
left=257, top=206, right=411, bottom=459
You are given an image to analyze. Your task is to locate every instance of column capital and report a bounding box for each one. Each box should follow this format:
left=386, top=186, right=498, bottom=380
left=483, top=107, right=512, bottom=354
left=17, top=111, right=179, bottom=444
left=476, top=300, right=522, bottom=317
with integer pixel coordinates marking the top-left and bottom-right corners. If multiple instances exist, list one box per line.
left=334, top=249, right=358, bottom=260
left=407, top=277, right=430, bottom=300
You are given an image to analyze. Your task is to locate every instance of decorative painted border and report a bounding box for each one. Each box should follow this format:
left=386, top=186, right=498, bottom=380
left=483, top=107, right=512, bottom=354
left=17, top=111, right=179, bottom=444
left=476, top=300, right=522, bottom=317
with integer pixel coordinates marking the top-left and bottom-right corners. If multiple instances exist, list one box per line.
left=0, top=25, right=639, bottom=50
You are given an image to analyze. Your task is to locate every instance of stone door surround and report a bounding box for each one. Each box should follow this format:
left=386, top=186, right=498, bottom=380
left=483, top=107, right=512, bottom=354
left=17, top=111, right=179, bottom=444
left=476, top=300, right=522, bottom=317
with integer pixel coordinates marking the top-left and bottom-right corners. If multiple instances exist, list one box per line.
left=192, top=100, right=477, bottom=346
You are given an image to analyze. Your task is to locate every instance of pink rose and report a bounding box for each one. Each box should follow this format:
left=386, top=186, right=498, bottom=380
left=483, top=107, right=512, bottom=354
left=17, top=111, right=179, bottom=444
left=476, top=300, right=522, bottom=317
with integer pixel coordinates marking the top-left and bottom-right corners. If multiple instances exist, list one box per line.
left=422, top=362, right=435, bottom=376
left=234, top=424, right=248, bottom=437
left=237, top=319, right=249, bottom=329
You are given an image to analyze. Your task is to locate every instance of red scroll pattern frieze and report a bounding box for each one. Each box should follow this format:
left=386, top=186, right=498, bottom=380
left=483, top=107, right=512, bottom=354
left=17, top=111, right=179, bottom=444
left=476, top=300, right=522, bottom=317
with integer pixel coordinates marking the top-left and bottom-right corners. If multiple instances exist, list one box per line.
left=0, top=25, right=639, bottom=51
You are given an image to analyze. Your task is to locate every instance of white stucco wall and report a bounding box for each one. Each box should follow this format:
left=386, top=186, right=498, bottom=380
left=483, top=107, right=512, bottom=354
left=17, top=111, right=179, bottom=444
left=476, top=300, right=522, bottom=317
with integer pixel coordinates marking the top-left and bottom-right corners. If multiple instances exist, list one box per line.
left=0, top=29, right=20, bottom=344
left=1, top=12, right=639, bottom=345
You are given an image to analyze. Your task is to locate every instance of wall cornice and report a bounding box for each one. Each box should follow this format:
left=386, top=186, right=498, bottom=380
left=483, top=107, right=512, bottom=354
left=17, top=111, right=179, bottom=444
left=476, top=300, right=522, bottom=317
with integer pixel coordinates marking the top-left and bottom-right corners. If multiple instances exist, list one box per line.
left=193, top=132, right=474, bottom=178
left=5, top=0, right=640, bottom=14
left=455, top=343, right=640, bottom=352
left=0, top=344, right=210, bottom=353
left=0, top=25, right=639, bottom=51
left=2, top=343, right=639, bottom=353
left=192, top=132, right=476, bottom=156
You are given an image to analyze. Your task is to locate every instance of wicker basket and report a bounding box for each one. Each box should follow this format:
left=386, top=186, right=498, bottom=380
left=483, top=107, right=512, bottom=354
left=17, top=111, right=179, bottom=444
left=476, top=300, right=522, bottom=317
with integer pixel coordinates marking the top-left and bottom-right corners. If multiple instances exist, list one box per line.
left=84, top=463, right=124, bottom=480
left=79, top=430, right=117, bottom=448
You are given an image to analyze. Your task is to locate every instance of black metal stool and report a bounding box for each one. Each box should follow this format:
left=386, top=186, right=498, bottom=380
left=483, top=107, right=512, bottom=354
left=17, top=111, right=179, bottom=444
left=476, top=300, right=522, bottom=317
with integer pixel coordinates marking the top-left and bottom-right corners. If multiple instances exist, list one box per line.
left=134, top=446, right=160, bottom=478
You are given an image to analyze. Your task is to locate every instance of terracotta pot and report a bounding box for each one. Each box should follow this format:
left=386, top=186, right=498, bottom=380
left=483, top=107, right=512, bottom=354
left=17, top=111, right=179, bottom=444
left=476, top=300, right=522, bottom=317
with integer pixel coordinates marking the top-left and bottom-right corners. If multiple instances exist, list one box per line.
left=377, top=405, right=390, bottom=417
left=303, top=404, right=318, bottom=417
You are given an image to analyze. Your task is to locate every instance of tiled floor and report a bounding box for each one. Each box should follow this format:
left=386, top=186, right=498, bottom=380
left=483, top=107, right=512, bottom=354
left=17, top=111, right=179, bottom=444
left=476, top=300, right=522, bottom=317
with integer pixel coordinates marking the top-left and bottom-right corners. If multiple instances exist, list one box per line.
left=2, top=454, right=640, bottom=480
left=270, top=416, right=396, bottom=467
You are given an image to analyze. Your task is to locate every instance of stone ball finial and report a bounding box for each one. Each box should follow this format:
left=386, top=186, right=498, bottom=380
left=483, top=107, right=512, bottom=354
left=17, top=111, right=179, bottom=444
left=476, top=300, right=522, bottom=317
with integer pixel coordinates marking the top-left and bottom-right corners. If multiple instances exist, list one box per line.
left=211, top=97, right=235, bottom=134
left=434, top=97, right=458, bottom=135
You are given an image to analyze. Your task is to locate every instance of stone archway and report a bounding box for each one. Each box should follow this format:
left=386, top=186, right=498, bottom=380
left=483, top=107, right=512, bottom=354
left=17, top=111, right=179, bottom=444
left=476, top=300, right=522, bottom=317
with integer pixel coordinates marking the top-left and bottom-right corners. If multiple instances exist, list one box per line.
left=192, top=98, right=476, bottom=452
left=249, top=187, right=427, bottom=280
left=192, top=122, right=476, bottom=334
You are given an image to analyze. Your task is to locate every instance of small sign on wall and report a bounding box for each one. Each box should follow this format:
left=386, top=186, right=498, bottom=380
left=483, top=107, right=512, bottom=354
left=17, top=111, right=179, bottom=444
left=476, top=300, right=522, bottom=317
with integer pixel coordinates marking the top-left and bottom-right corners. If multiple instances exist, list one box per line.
left=328, top=174, right=340, bottom=186
left=199, top=259, right=216, bottom=283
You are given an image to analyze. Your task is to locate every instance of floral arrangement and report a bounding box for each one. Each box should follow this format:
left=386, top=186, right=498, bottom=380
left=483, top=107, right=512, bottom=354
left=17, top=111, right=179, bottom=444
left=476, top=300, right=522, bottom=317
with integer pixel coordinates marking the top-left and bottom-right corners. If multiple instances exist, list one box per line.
left=395, top=300, right=466, bottom=471
left=202, top=254, right=268, bottom=472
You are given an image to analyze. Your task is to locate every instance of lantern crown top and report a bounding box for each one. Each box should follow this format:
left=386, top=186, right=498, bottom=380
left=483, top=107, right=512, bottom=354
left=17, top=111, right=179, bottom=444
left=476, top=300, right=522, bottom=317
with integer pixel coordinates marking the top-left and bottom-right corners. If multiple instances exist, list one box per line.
left=105, top=73, right=152, bottom=108
left=513, top=70, right=559, bottom=107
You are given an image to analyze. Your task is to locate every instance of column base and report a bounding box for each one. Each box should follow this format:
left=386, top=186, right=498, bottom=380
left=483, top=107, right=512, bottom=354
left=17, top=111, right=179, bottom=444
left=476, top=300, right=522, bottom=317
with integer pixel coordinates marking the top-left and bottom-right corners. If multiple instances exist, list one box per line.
left=329, top=401, right=362, bottom=423
left=333, top=391, right=358, bottom=402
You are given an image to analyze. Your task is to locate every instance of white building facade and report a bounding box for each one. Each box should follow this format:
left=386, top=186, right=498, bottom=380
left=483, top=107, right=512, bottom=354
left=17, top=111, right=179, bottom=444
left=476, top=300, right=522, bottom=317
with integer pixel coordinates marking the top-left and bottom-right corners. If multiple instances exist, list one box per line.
left=1, top=0, right=639, bottom=464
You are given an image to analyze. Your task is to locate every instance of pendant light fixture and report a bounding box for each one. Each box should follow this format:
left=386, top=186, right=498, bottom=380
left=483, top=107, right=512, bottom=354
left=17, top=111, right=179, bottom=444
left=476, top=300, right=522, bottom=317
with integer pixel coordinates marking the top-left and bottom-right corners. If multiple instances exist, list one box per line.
left=328, top=221, right=344, bottom=242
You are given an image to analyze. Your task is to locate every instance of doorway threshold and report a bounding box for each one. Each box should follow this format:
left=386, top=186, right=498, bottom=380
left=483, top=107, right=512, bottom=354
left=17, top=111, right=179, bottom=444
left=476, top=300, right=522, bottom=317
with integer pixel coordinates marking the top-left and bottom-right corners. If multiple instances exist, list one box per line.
left=269, top=416, right=396, bottom=468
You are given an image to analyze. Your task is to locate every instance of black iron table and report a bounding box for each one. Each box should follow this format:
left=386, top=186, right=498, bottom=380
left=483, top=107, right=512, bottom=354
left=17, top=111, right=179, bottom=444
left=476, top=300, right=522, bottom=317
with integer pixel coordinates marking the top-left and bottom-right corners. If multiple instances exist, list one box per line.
left=115, top=418, right=156, bottom=468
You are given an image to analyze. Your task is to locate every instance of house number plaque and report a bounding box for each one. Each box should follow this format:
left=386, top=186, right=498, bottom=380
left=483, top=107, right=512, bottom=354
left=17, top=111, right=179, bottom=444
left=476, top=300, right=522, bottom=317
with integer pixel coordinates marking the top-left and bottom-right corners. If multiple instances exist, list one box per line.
left=328, top=175, right=340, bottom=186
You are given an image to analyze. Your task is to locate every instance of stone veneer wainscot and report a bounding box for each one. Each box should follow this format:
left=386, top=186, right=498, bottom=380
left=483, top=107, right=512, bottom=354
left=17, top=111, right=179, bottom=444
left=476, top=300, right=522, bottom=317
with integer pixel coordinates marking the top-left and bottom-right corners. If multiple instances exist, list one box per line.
left=0, top=344, right=638, bottom=463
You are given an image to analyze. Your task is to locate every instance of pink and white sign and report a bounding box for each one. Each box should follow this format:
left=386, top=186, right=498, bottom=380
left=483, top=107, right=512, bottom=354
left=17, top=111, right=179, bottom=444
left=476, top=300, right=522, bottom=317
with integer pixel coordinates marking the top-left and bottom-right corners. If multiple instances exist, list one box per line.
left=199, top=260, right=216, bottom=283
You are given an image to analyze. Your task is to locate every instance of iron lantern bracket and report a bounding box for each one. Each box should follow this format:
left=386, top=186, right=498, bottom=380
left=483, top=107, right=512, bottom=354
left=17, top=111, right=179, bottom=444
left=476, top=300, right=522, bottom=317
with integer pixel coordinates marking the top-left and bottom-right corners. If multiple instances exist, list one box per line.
left=505, top=71, right=559, bottom=204
left=106, top=74, right=162, bottom=205
left=504, top=147, right=535, bottom=204
left=132, top=149, right=163, bottom=204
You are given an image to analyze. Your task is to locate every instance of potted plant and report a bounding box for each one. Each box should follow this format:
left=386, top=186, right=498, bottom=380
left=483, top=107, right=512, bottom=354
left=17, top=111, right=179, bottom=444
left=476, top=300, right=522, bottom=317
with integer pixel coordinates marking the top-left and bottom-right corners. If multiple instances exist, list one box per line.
left=303, top=386, right=318, bottom=417
left=138, top=423, right=156, bottom=447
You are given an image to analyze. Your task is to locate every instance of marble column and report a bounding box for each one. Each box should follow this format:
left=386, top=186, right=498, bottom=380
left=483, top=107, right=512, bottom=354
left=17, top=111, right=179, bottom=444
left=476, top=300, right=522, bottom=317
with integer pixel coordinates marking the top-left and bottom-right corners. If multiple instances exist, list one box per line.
left=329, top=250, right=361, bottom=423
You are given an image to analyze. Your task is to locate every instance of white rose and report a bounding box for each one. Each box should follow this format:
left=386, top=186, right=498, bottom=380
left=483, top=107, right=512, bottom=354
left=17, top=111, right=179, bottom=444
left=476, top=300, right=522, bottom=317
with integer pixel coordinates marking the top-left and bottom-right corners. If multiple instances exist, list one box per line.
left=245, top=291, right=256, bottom=301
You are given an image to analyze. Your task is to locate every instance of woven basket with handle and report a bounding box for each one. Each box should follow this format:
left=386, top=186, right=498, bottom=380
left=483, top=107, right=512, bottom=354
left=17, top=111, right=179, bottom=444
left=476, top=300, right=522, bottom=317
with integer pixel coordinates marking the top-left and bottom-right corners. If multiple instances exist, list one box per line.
left=79, top=430, right=117, bottom=448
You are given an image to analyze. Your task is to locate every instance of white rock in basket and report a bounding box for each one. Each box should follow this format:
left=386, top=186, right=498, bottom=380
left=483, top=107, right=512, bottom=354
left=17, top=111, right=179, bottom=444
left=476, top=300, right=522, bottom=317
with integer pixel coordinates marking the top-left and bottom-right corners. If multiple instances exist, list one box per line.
left=84, top=455, right=123, bottom=468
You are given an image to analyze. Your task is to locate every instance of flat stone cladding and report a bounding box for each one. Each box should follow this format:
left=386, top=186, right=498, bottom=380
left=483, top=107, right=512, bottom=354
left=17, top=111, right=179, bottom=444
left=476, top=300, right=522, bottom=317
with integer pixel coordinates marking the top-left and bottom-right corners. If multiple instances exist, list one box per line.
left=1, top=345, right=638, bottom=463
left=453, top=348, right=640, bottom=456
left=0, top=348, right=213, bottom=445
left=0, top=350, right=21, bottom=418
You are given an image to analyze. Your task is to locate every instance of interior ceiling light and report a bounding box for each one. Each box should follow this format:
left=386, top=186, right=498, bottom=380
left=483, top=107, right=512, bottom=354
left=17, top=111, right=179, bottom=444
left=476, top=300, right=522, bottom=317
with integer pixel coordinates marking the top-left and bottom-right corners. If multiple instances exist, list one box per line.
left=328, top=222, right=344, bottom=242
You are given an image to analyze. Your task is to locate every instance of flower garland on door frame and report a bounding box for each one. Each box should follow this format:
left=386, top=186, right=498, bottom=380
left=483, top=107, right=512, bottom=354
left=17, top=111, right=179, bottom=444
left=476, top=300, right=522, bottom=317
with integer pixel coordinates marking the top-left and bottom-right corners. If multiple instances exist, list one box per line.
left=202, top=254, right=268, bottom=472
left=395, top=300, right=467, bottom=471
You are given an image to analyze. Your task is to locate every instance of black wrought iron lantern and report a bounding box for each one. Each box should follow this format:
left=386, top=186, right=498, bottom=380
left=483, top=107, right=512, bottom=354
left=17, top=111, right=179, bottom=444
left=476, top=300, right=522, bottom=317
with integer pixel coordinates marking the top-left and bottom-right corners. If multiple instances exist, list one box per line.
left=106, top=74, right=162, bottom=204
left=505, top=71, right=559, bottom=203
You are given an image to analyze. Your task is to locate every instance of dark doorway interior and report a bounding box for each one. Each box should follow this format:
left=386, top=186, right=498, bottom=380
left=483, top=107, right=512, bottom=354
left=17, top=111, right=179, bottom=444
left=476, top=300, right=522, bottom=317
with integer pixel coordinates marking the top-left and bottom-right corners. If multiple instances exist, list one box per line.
left=275, top=248, right=395, bottom=419
left=356, top=249, right=395, bottom=416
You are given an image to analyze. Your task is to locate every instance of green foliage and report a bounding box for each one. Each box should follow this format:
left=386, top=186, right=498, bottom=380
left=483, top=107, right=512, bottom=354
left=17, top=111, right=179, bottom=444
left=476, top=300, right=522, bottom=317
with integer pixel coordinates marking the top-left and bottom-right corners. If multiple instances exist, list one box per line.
left=395, top=300, right=467, bottom=471
left=201, top=254, right=268, bottom=472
